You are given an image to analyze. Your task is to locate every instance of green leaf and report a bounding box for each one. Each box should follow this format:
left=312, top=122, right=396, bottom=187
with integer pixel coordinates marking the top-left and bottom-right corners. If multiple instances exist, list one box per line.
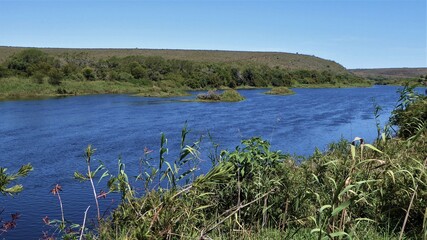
left=363, top=144, right=383, bottom=154
left=194, top=204, right=213, bottom=211
left=74, top=171, right=88, bottom=181
left=320, top=204, right=332, bottom=213
left=16, top=163, right=33, bottom=177
left=4, top=184, right=24, bottom=194
left=332, top=200, right=351, bottom=217
left=338, top=184, right=355, bottom=198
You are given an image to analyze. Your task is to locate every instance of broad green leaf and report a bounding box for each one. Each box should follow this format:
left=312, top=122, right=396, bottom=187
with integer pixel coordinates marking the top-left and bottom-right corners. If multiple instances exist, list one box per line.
left=363, top=144, right=383, bottom=154
left=332, top=200, right=351, bottom=217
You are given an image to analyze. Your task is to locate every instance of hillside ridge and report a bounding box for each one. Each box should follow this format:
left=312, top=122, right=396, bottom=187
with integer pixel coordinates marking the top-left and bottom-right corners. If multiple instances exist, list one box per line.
left=350, top=67, right=427, bottom=79
left=0, top=46, right=347, bottom=73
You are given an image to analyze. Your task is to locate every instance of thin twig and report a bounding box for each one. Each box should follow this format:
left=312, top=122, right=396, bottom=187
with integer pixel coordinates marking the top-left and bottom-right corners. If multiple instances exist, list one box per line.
left=88, top=163, right=101, bottom=221
left=79, top=206, right=90, bottom=240
left=399, top=158, right=426, bottom=240
left=399, top=186, right=417, bottom=240
left=57, top=190, right=65, bottom=224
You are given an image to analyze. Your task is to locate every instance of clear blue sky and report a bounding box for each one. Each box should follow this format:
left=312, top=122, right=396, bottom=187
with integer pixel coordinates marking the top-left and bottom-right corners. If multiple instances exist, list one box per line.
left=0, top=0, right=425, bottom=69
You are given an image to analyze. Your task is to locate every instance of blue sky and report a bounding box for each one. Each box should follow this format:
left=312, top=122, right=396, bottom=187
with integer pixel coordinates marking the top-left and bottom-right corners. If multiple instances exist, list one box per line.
left=0, top=0, right=425, bottom=69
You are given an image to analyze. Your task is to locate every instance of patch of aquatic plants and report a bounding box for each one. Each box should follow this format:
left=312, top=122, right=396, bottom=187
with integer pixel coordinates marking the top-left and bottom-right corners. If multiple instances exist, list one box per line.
left=265, top=86, right=295, bottom=95
left=197, top=89, right=244, bottom=102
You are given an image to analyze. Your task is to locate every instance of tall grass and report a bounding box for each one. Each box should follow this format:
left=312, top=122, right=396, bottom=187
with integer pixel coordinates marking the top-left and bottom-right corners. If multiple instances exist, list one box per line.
left=94, top=130, right=425, bottom=239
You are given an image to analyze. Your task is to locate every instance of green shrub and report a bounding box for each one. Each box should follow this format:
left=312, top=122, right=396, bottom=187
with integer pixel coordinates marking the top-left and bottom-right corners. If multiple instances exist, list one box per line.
left=32, top=72, right=45, bottom=84
left=82, top=67, right=96, bottom=81
left=265, top=87, right=295, bottom=95
left=220, top=89, right=245, bottom=101
left=391, top=86, right=427, bottom=138
left=47, top=69, right=63, bottom=85
left=197, top=89, right=244, bottom=102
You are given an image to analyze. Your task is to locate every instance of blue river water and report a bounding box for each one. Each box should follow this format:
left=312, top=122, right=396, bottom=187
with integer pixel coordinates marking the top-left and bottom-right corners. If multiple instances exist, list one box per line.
left=0, top=85, right=423, bottom=239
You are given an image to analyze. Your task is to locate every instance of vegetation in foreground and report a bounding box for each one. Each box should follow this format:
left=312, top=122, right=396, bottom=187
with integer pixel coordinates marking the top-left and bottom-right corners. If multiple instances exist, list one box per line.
left=265, top=86, right=295, bottom=95
left=0, top=48, right=369, bottom=100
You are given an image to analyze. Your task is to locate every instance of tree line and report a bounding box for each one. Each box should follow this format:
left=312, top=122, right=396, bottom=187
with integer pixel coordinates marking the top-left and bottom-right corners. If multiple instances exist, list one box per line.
left=0, top=49, right=366, bottom=88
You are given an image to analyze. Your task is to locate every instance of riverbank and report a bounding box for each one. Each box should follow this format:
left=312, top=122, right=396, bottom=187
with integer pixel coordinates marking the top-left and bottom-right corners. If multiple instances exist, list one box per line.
left=0, top=48, right=371, bottom=101
left=0, top=77, right=190, bottom=100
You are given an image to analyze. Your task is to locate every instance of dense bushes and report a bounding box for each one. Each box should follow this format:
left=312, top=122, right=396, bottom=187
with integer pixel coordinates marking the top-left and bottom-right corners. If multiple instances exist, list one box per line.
left=0, top=49, right=367, bottom=90
left=391, top=86, right=427, bottom=138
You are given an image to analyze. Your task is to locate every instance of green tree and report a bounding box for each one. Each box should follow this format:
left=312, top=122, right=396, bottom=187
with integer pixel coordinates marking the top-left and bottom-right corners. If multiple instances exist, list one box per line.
left=0, top=65, right=9, bottom=78
left=242, top=68, right=255, bottom=86
left=7, top=49, right=51, bottom=76
left=48, top=69, right=63, bottom=85
left=82, top=67, right=96, bottom=81
left=130, top=62, right=146, bottom=79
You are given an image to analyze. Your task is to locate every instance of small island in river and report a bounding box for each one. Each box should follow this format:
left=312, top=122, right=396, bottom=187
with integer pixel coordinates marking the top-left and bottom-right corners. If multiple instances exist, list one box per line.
left=265, top=87, right=295, bottom=95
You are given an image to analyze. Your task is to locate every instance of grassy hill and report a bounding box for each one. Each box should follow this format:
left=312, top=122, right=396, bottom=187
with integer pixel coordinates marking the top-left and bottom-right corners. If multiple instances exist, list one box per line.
left=350, top=68, right=427, bottom=79
left=0, top=46, right=347, bottom=73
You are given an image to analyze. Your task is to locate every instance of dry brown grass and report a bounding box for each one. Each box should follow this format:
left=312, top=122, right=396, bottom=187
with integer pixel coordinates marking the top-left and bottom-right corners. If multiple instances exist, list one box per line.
left=0, top=46, right=347, bottom=73
left=350, top=68, right=427, bottom=79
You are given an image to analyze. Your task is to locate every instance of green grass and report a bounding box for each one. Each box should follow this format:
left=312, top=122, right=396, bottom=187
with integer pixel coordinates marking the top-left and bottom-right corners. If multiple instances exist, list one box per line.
left=265, top=87, right=295, bottom=95
left=220, top=89, right=245, bottom=101
left=0, top=77, right=190, bottom=100
left=0, top=77, right=58, bottom=100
